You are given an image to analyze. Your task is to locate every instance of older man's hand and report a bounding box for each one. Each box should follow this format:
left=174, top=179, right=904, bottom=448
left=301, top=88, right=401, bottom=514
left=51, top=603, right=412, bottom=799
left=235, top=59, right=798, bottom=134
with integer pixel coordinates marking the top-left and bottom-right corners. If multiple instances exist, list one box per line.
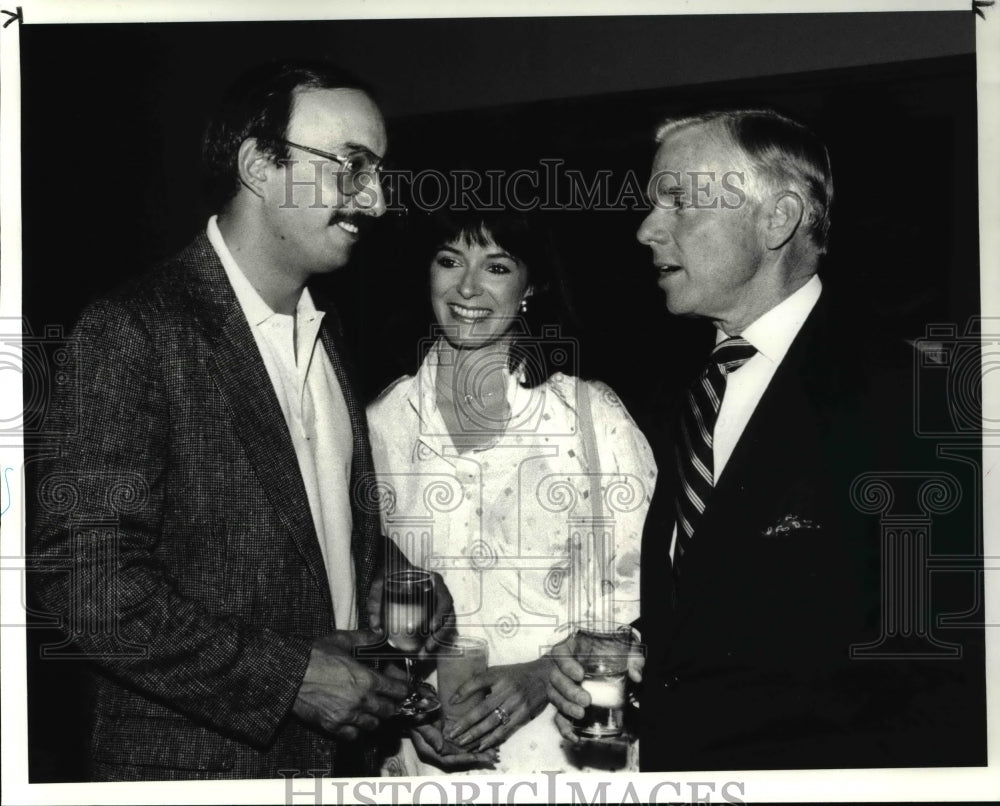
left=293, top=630, right=409, bottom=741
left=546, top=633, right=645, bottom=742
left=546, top=635, right=589, bottom=724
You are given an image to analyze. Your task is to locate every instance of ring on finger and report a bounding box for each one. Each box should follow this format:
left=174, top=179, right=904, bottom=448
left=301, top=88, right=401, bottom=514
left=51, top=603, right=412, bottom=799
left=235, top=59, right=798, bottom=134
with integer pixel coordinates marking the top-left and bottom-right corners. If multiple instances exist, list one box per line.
left=493, top=706, right=511, bottom=726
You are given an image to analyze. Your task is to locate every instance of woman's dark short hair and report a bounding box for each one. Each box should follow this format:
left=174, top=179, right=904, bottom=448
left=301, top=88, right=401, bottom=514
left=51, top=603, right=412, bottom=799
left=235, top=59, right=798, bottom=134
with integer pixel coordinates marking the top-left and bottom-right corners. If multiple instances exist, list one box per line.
left=202, top=59, right=372, bottom=211
left=418, top=208, right=575, bottom=389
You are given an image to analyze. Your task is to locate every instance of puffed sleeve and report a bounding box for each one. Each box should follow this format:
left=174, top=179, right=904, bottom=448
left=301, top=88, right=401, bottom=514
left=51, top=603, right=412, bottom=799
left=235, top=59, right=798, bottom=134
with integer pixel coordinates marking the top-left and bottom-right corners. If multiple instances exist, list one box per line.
left=365, top=393, right=393, bottom=536
left=583, top=380, right=657, bottom=626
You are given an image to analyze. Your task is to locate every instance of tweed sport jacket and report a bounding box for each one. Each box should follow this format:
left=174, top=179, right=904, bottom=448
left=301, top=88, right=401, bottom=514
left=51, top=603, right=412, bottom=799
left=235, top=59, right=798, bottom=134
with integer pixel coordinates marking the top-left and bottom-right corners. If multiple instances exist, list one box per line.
left=30, top=233, right=386, bottom=780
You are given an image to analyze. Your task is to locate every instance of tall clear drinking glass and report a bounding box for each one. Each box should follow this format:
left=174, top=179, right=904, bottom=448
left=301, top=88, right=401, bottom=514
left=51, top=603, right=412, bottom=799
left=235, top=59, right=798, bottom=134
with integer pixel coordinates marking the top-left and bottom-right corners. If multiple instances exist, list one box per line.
left=436, top=636, right=489, bottom=753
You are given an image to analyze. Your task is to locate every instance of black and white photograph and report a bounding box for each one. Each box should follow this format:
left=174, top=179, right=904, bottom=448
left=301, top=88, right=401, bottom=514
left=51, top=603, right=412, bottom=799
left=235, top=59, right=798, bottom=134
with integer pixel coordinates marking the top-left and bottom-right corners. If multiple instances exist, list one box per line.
left=1, top=1, right=996, bottom=803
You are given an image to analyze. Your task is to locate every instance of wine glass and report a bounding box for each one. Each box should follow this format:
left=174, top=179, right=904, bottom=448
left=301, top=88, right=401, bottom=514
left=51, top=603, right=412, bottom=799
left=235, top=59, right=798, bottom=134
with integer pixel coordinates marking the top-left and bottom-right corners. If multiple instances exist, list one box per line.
left=384, top=569, right=441, bottom=719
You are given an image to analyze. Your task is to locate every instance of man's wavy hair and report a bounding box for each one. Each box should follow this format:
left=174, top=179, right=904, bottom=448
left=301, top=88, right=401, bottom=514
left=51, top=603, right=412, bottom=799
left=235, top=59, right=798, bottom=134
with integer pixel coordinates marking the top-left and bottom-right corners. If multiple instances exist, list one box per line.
left=202, top=59, right=373, bottom=211
left=655, top=108, right=834, bottom=253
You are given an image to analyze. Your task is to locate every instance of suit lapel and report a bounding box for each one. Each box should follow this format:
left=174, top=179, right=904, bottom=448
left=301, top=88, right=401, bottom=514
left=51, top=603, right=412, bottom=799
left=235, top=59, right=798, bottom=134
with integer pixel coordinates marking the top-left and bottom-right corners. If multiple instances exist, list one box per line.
left=709, top=295, right=832, bottom=513
left=182, top=235, right=332, bottom=608
left=670, top=297, right=831, bottom=617
left=711, top=343, right=813, bottom=510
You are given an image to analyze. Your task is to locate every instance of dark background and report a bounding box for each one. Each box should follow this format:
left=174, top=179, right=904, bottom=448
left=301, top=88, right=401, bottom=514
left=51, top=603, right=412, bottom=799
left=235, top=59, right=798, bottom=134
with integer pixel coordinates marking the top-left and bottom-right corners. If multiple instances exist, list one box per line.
left=19, top=12, right=979, bottom=781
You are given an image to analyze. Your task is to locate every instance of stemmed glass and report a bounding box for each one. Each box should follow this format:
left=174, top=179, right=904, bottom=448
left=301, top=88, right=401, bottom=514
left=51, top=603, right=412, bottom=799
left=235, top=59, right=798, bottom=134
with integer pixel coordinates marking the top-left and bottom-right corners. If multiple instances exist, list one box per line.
left=384, top=569, right=441, bottom=719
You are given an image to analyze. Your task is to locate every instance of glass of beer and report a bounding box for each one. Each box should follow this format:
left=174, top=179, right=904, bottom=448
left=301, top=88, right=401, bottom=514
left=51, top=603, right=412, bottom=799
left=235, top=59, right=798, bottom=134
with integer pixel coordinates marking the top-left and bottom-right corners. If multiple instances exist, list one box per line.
left=385, top=569, right=440, bottom=719
left=571, top=621, right=637, bottom=740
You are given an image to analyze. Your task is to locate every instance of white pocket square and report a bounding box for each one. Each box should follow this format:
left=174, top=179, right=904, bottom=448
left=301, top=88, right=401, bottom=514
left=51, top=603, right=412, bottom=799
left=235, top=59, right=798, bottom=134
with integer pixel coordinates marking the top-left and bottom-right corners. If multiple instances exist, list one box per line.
left=761, top=513, right=822, bottom=537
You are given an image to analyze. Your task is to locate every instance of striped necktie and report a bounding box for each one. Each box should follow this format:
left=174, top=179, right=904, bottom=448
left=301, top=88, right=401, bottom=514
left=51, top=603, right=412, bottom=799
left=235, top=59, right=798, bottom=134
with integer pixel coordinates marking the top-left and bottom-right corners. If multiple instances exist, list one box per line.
left=673, top=336, right=758, bottom=572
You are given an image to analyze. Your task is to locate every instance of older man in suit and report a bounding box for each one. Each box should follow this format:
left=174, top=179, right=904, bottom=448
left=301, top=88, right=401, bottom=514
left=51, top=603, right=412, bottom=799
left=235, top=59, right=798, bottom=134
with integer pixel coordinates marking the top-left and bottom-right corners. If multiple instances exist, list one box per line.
left=29, top=60, right=450, bottom=780
left=548, top=108, right=985, bottom=770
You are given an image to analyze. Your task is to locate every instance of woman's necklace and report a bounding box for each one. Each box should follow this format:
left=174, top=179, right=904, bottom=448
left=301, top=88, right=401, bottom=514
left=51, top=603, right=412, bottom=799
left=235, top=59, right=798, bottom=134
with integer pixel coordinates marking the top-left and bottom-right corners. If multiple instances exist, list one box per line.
left=435, top=348, right=511, bottom=451
left=462, top=388, right=499, bottom=408
left=437, top=345, right=508, bottom=412
left=434, top=383, right=499, bottom=407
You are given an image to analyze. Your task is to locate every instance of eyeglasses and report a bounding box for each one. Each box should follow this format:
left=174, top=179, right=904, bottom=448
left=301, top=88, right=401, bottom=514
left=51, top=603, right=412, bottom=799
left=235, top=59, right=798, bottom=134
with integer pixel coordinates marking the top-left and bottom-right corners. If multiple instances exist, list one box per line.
left=275, top=138, right=384, bottom=194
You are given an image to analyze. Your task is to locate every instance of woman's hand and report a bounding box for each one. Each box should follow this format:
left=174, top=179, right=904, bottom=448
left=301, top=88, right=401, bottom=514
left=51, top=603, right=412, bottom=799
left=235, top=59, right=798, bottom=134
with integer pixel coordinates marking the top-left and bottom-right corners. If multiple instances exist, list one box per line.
left=445, top=657, right=554, bottom=751
left=409, top=722, right=499, bottom=771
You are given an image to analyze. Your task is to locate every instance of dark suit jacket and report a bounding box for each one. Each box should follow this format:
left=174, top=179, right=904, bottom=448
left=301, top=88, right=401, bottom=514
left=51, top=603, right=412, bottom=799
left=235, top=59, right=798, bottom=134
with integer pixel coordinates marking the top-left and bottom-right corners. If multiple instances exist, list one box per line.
left=30, top=234, right=385, bottom=780
left=637, top=290, right=986, bottom=771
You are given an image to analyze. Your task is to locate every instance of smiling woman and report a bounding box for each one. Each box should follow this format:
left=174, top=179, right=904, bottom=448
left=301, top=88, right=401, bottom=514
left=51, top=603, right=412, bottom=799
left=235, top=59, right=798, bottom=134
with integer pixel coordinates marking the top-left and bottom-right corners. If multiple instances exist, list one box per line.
left=365, top=206, right=658, bottom=775
left=419, top=210, right=572, bottom=450
left=430, top=238, right=531, bottom=350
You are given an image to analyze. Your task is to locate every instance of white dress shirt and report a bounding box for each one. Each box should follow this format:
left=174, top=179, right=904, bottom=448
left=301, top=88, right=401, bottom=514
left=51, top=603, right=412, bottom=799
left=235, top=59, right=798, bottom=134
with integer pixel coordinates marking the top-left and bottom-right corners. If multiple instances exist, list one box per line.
left=670, top=274, right=823, bottom=560
left=207, top=216, right=357, bottom=629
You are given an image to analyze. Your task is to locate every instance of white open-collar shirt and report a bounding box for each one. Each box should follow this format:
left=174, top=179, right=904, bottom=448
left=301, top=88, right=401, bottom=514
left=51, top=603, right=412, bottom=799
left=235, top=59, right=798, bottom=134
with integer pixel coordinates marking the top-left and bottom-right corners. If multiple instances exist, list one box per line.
left=670, top=274, right=822, bottom=560
left=207, top=216, right=357, bottom=629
